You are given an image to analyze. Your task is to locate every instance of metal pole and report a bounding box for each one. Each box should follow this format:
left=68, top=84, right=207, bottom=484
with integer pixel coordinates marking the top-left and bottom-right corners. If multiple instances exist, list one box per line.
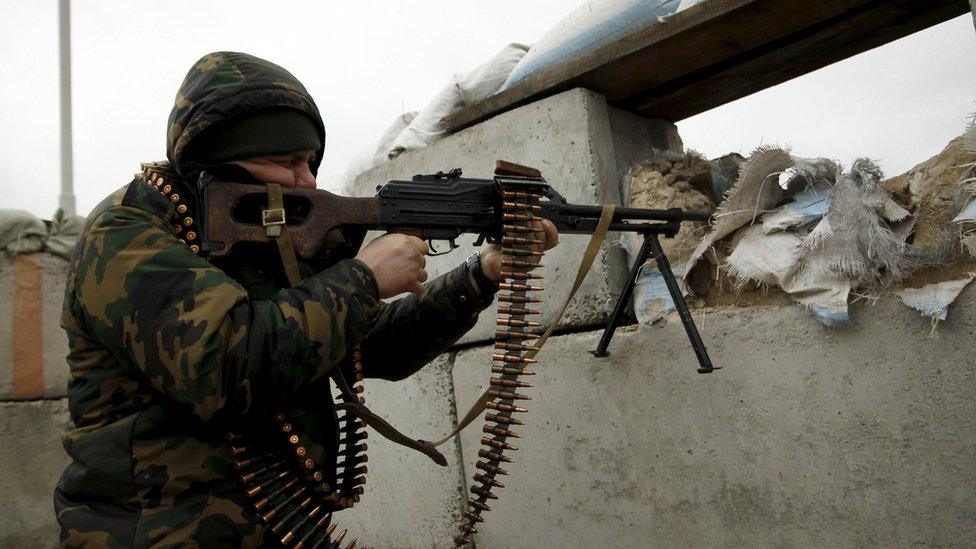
left=58, top=0, right=76, bottom=217
left=970, top=0, right=975, bottom=33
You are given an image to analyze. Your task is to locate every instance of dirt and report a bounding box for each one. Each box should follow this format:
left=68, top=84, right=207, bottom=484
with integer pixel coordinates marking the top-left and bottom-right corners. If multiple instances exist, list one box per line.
left=627, top=153, right=716, bottom=260
left=879, top=135, right=976, bottom=288
left=627, top=153, right=794, bottom=310
left=882, top=136, right=974, bottom=252
left=647, top=135, right=976, bottom=311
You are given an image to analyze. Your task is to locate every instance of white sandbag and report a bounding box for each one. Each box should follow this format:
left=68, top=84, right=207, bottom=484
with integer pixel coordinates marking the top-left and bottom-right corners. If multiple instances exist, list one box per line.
left=685, top=146, right=794, bottom=280
left=952, top=199, right=976, bottom=223
left=499, top=0, right=704, bottom=92
left=725, top=225, right=802, bottom=288
left=332, top=111, right=417, bottom=196
left=781, top=262, right=852, bottom=326
left=388, top=43, right=528, bottom=159
left=760, top=184, right=830, bottom=233
left=895, top=275, right=975, bottom=321
left=0, top=209, right=47, bottom=254
left=800, top=160, right=908, bottom=290
left=387, top=82, right=462, bottom=159
left=457, top=45, right=529, bottom=106
left=633, top=261, right=688, bottom=324
left=725, top=215, right=853, bottom=325
left=44, top=211, right=85, bottom=259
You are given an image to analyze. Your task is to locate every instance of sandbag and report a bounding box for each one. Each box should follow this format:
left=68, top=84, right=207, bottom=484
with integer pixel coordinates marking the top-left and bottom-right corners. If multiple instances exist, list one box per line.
left=499, top=0, right=703, bottom=92
left=0, top=209, right=85, bottom=257
left=332, top=111, right=417, bottom=196
left=45, top=211, right=85, bottom=258
left=0, top=209, right=47, bottom=254
left=388, top=43, right=528, bottom=159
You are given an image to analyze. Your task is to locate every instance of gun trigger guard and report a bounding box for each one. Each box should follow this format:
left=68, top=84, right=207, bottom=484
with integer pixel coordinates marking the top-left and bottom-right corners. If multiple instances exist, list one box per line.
left=427, top=239, right=452, bottom=257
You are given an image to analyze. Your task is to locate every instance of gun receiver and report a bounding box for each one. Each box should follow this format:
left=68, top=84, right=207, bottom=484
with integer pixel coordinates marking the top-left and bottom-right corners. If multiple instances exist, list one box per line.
left=199, top=162, right=716, bottom=372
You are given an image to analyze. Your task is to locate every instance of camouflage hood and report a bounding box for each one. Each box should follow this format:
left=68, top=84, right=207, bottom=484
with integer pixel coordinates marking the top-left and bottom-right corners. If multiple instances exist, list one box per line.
left=167, top=51, right=326, bottom=176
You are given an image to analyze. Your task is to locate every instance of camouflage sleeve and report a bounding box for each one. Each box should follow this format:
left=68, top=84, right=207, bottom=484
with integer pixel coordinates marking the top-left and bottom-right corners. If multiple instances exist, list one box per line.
left=359, top=262, right=494, bottom=381
left=71, top=205, right=381, bottom=423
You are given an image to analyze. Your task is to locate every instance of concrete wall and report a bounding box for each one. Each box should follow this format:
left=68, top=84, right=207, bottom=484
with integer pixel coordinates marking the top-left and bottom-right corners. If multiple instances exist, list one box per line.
left=258, top=288, right=976, bottom=549
left=0, top=253, right=70, bottom=400
left=451, top=292, right=976, bottom=548
left=0, top=399, right=69, bottom=547
left=343, top=88, right=976, bottom=547
left=5, top=291, right=975, bottom=547
left=0, top=253, right=70, bottom=546
left=335, top=355, right=467, bottom=546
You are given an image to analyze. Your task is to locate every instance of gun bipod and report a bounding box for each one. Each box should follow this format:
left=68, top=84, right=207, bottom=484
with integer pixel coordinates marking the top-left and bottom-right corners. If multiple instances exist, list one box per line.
left=591, top=225, right=717, bottom=374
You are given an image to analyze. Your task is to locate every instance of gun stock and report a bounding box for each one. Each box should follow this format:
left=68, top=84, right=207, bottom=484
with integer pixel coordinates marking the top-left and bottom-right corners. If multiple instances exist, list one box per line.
left=201, top=179, right=382, bottom=258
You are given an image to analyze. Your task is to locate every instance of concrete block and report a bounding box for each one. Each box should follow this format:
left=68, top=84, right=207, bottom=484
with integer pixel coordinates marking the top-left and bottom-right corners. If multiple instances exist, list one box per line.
left=0, top=253, right=70, bottom=400
left=452, top=290, right=976, bottom=547
left=352, top=88, right=682, bottom=343
left=607, top=105, right=684, bottom=199
left=334, top=355, right=465, bottom=547
left=0, top=398, right=69, bottom=548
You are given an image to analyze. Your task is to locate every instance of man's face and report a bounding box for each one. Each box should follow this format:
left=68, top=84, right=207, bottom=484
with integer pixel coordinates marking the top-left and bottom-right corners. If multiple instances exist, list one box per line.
left=231, top=150, right=317, bottom=188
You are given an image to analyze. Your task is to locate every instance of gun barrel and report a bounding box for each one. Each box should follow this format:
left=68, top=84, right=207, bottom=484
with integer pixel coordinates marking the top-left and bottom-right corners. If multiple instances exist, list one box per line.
left=558, top=204, right=711, bottom=223
left=537, top=202, right=711, bottom=235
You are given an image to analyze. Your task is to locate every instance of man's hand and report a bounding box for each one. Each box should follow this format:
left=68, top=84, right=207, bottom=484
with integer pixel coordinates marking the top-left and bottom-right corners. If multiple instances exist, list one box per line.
left=480, top=218, right=559, bottom=281
left=355, top=234, right=429, bottom=298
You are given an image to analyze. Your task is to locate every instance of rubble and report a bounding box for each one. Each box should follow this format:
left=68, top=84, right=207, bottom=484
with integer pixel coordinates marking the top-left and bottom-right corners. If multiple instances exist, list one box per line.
left=626, top=152, right=716, bottom=260
left=624, top=152, right=716, bottom=322
left=629, top=127, right=976, bottom=326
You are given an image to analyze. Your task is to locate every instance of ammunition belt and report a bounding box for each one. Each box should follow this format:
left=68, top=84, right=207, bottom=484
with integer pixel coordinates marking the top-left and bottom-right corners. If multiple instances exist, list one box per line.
left=452, top=194, right=614, bottom=546
left=452, top=182, right=545, bottom=545
left=227, top=351, right=368, bottom=549
left=138, top=162, right=201, bottom=255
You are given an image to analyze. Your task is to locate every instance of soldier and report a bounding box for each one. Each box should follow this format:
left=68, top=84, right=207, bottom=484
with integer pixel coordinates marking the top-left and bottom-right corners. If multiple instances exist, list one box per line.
left=54, top=51, right=557, bottom=547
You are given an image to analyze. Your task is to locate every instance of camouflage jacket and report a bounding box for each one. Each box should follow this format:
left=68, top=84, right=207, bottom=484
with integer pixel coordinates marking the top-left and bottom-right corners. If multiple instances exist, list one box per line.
left=55, top=52, right=495, bottom=548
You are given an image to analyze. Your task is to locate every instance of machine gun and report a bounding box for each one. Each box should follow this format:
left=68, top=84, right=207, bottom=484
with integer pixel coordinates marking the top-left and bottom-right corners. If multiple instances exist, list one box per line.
left=200, top=160, right=715, bottom=369
left=199, top=159, right=718, bottom=546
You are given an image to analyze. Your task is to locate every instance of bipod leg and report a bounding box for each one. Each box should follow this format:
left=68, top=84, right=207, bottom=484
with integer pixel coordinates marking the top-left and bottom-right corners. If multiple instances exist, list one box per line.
left=591, top=232, right=653, bottom=357
left=646, top=233, right=717, bottom=374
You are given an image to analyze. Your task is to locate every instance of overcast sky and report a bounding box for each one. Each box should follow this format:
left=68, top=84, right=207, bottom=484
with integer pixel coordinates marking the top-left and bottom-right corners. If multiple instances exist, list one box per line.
left=1, top=1, right=974, bottom=219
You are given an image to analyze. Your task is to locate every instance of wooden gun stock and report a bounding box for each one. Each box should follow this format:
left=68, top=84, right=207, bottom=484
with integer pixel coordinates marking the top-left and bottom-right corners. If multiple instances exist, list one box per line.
left=202, top=181, right=381, bottom=258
